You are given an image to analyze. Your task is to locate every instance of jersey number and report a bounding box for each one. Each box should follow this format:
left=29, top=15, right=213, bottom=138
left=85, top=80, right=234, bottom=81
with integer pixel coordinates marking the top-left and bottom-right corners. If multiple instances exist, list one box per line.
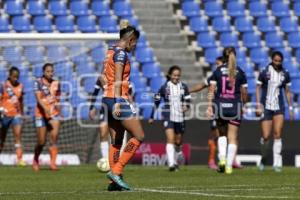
left=222, top=76, right=235, bottom=95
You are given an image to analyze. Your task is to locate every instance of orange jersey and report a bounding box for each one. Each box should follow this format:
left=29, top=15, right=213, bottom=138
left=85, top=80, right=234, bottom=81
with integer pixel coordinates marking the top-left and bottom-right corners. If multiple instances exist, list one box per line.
left=103, top=46, right=130, bottom=99
left=0, top=80, right=23, bottom=117
left=34, top=77, right=60, bottom=118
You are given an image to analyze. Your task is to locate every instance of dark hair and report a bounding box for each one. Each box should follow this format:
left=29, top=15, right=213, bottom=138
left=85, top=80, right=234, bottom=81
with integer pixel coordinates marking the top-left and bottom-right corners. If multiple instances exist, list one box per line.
left=271, top=51, right=284, bottom=61
left=119, top=26, right=140, bottom=40
left=216, top=56, right=223, bottom=62
left=166, top=65, right=181, bottom=81
left=42, top=63, right=54, bottom=72
left=223, top=47, right=236, bottom=80
left=9, top=66, right=20, bottom=75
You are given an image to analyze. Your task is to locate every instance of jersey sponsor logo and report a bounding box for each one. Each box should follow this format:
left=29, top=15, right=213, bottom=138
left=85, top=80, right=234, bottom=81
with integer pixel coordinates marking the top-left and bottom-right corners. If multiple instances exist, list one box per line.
left=221, top=103, right=233, bottom=108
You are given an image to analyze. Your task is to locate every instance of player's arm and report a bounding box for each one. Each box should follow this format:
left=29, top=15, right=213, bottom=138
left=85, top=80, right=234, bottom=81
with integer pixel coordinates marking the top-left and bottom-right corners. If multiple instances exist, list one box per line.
left=284, top=72, right=293, bottom=120
left=20, top=91, right=24, bottom=115
left=89, top=77, right=104, bottom=111
left=0, top=84, right=4, bottom=116
left=240, top=71, right=249, bottom=104
left=189, top=82, right=207, bottom=93
left=206, top=72, right=217, bottom=118
left=34, top=80, right=50, bottom=117
left=256, top=71, right=264, bottom=116
left=56, top=81, right=62, bottom=115
left=183, top=84, right=191, bottom=112
left=149, top=86, right=163, bottom=123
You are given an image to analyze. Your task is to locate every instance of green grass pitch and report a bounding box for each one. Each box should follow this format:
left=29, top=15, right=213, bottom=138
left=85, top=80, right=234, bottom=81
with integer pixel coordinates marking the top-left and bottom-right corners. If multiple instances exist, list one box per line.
left=0, top=165, right=300, bottom=200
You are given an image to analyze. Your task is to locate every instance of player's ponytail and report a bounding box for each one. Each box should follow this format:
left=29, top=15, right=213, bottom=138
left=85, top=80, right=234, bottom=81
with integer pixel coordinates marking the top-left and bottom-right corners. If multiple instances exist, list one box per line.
left=223, top=47, right=236, bottom=80
left=119, top=20, right=140, bottom=40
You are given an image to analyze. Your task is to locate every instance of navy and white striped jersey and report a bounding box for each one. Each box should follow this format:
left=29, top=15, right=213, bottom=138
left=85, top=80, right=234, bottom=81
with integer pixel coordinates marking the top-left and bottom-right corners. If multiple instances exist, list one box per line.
left=151, top=81, right=191, bottom=122
left=208, top=65, right=248, bottom=103
left=257, top=65, right=291, bottom=111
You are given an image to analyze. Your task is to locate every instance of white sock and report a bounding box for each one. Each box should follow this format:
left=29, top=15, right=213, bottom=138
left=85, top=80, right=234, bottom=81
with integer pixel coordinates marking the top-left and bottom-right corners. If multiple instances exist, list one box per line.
left=273, top=138, right=282, bottom=167
left=166, top=143, right=175, bottom=167
left=100, top=141, right=109, bottom=159
left=218, top=136, right=227, bottom=161
left=226, top=144, right=237, bottom=167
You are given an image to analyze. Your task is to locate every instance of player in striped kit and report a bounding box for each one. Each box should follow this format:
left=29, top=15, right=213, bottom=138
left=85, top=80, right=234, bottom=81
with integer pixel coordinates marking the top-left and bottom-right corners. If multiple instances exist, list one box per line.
left=256, top=51, right=293, bottom=172
left=149, top=65, right=191, bottom=171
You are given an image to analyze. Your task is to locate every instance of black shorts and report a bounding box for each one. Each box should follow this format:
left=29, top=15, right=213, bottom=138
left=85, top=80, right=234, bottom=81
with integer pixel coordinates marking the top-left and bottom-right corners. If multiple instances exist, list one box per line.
left=216, top=101, right=242, bottom=127
left=164, top=121, right=185, bottom=134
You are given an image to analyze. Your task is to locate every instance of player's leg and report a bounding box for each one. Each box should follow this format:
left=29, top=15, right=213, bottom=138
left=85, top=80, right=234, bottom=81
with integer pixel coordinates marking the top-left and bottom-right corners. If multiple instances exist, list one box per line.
left=48, top=119, right=60, bottom=170
left=11, top=117, right=25, bottom=166
left=165, top=127, right=176, bottom=171
left=259, top=119, right=272, bottom=170
left=0, top=117, right=11, bottom=153
left=216, top=120, right=228, bottom=172
left=225, top=123, right=239, bottom=174
left=99, top=122, right=109, bottom=159
left=33, top=118, right=47, bottom=171
left=208, top=123, right=218, bottom=169
left=174, top=122, right=185, bottom=168
left=272, top=114, right=284, bottom=172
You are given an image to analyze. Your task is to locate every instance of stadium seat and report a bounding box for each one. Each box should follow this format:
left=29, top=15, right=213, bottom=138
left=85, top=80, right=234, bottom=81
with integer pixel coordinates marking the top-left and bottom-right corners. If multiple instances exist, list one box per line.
left=235, top=48, right=247, bottom=66
left=256, top=17, right=276, bottom=32
left=189, top=16, right=209, bottom=33
left=150, top=76, right=166, bottom=92
left=280, top=17, right=298, bottom=33
left=197, top=32, right=216, bottom=48
left=99, top=16, right=118, bottom=33
left=182, top=1, right=200, bottom=17
left=212, top=17, right=231, bottom=32
left=83, top=76, right=97, bottom=93
left=55, top=16, right=75, bottom=33
left=227, top=1, right=245, bottom=17
left=70, top=1, right=89, bottom=16
left=204, top=47, right=222, bottom=64
left=27, top=1, right=45, bottom=16
left=33, top=15, right=53, bottom=33
left=130, top=76, right=147, bottom=93
left=288, top=32, right=300, bottom=48
left=4, top=1, right=24, bottom=16
left=204, top=1, right=223, bottom=17
left=77, top=62, right=96, bottom=75
left=294, top=2, right=300, bottom=16
left=54, top=62, right=73, bottom=81
left=250, top=48, right=269, bottom=64
left=3, top=47, right=23, bottom=62
left=0, top=15, right=10, bottom=32
left=0, top=67, right=7, bottom=83
left=240, top=62, right=255, bottom=78
left=242, top=32, right=261, bottom=48
left=90, top=46, right=106, bottom=63
left=296, top=49, right=300, bottom=63
left=249, top=1, right=267, bottom=17
left=121, top=16, right=139, bottom=28
left=24, top=46, right=45, bottom=63
left=265, top=32, right=284, bottom=48
left=291, top=78, right=300, bottom=94
left=134, top=92, right=154, bottom=119
left=77, top=16, right=97, bottom=33
left=135, top=48, right=155, bottom=63
left=142, top=63, right=161, bottom=78
left=130, top=62, right=140, bottom=77
left=91, top=1, right=111, bottom=16
left=32, top=63, right=44, bottom=77
left=234, top=17, right=253, bottom=32
left=12, top=15, right=31, bottom=32
left=113, top=1, right=133, bottom=17
left=283, top=61, right=300, bottom=78
left=271, top=2, right=290, bottom=17
left=247, top=77, right=256, bottom=95
left=47, top=46, right=68, bottom=62
left=136, top=34, right=148, bottom=48
left=220, top=32, right=238, bottom=47
left=48, top=1, right=68, bottom=16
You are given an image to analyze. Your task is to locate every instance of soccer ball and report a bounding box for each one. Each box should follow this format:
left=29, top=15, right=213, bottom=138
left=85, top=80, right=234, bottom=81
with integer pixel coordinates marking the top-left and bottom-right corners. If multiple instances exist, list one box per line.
left=96, top=158, right=110, bottom=172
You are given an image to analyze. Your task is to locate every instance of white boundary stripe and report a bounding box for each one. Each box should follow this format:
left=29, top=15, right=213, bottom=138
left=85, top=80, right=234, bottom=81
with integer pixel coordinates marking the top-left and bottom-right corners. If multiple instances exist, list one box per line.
left=136, top=188, right=293, bottom=199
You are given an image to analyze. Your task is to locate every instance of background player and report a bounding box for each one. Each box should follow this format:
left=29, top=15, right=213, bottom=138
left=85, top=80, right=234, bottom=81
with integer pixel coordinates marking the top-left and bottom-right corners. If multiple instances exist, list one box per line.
left=0, top=67, right=25, bottom=166
left=206, top=47, right=248, bottom=174
left=32, top=63, right=61, bottom=171
left=149, top=65, right=191, bottom=171
left=256, top=51, right=293, bottom=172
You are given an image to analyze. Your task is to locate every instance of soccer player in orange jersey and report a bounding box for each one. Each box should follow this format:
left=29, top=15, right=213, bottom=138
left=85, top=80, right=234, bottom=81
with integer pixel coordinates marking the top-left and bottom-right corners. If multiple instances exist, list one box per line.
left=32, top=63, right=61, bottom=171
left=101, top=22, right=142, bottom=191
left=0, top=67, right=26, bottom=166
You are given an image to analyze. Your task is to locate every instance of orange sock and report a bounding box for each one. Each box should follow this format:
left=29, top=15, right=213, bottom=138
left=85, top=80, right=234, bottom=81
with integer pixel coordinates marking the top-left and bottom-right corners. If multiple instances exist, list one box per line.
left=109, top=144, right=122, bottom=169
left=49, top=146, right=58, bottom=166
left=16, top=147, right=23, bottom=161
left=208, top=139, right=216, bottom=163
left=112, top=138, right=141, bottom=175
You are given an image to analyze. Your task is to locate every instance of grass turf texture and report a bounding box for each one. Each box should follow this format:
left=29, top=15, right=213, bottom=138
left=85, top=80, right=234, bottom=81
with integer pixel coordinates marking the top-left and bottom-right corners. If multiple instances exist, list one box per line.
left=0, top=165, right=300, bottom=200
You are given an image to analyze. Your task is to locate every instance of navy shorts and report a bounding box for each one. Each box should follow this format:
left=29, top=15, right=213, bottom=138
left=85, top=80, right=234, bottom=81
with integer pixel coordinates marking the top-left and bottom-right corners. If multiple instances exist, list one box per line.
left=262, top=109, right=284, bottom=121
left=1, top=116, right=22, bottom=129
left=164, top=120, right=185, bottom=134
left=102, top=97, right=136, bottom=121
left=216, top=101, right=242, bottom=127
left=35, top=116, right=60, bottom=128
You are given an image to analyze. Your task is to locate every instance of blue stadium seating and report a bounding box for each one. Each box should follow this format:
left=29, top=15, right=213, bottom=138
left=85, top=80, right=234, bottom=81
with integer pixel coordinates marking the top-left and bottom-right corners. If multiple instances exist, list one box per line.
left=220, top=32, right=238, bottom=47
left=249, top=1, right=267, bottom=17
left=257, top=17, right=276, bottom=32
left=32, top=63, right=44, bottom=77
left=3, top=47, right=23, bottom=62
left=265, top=32, right=284, bottom=48
left=247, top=77, right=257, bottom=95
left=150, top=76, right=166, bottom=92
left=284, top=61, right=300, bottom=78
left=234, top=17, right=253, bottom=32
left=227, top=1, right=245, bottom=17
left=242, top=32, right=261, bottom=48
left=204, top=47, right=222, bottom=64
left=113, top=1, right=133, bottom=17
left=5, top=1, right=23, bottom=16
left=99, top=16, right=118, bottom=33
left=33, top=15, right=53, bottom=32
left=182, top=1, right=200, bottom=18
left=271, top=1, right=290, bottom=17
left=24, top=46, right=45, bottom=63
left=197, top=32, right=216, bottom=48
left=121, top=16, right=139, bottom=28
left=288, top=32, right=300, bottom=48
left=48, top=1, right=68, bottom=16
left=136, top=34, right=148, bottom=48
left=47, top=46, right=68, bottom=62
left=90, top=46, right=106, bottom=63
left=212, top=17, right=231, bottom=32
left=294, top=2, right=300, bottom=16
left=291, top=78, right=300, bottom=94
left=189, top=16, right=209, bottom=33
left=27, top=1, right=45, bottom=16
left=142, top=63, right=161, bottom=78
left=12, top=15, right=31, bottom=32
left=77, top=16, right=97, bottom=33
left=280, top=17, right=299, bottom=33
left=135, top=48, right=155, bottom=63
left=55, top=16, right=75, bottom=33
left=204, top=1, right=222, bottom=17
left=0, top=16, right=10, bottom=32
left=130, top=76, right=147, bottom=93
left=236, top=48, right=247, bottom=67
left=296, top=49, right=300, bottom=63
left=250, top=48, right=269, bottom=64
left=70, top=1, right=89, bottom=16
left=91, top=1, right=111, bottom=16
